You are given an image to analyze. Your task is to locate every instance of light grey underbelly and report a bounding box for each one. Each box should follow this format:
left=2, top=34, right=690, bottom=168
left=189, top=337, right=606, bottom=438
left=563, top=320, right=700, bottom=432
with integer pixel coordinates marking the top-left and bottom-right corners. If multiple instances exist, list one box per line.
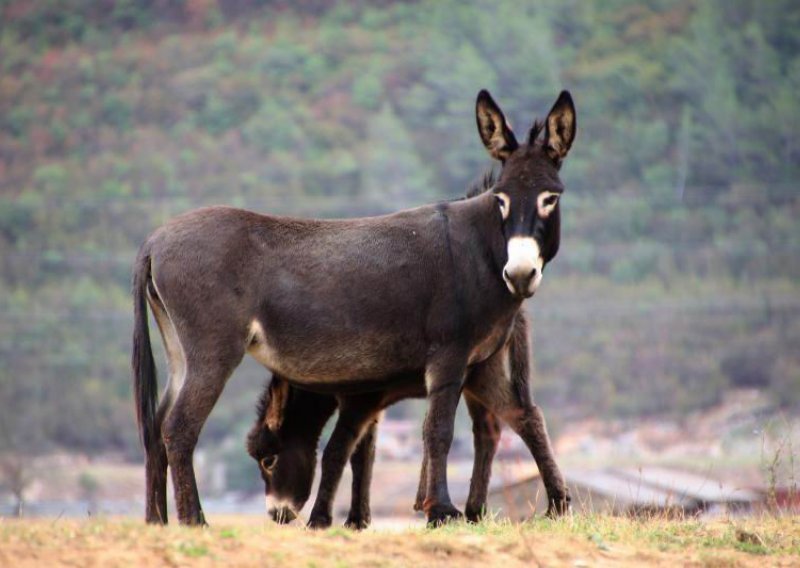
left=246, top=319, right=407, bottom=384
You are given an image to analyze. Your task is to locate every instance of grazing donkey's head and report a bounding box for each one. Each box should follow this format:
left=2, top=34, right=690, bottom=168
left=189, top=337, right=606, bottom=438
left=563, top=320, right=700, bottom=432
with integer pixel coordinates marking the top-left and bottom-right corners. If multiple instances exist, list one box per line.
left=475, top=90, right=576, bottom=298
left=247, top=376, right=337, bottom=522
left=246, top=379, right=286, bottom=490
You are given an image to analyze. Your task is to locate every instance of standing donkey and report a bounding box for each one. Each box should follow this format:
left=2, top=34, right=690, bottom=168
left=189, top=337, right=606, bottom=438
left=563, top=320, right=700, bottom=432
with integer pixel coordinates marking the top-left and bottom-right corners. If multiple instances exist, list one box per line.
left=247, top=218, right=566, bottom=530
left=132, top=89, right=576, bottom=526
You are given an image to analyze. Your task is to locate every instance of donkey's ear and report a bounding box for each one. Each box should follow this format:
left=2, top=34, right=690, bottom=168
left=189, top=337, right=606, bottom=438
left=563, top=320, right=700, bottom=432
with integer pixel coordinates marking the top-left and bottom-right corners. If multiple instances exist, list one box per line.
left=264, top=377, right=290, bottom=431
left=476, top=90, right=519, bottom=162
left=543, top=90, right=576, bottom=164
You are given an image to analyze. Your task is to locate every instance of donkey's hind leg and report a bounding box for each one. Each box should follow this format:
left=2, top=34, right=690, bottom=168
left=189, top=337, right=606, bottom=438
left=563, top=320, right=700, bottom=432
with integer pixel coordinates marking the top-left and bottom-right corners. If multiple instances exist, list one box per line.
left=344, top=419, right=377, bottom=530
left=145, top=400, right=170, bottom=524
left=144, top=292, right=182, bottom=525
left=161, top=342, right=243, bottom=526
left=463, top=395, right=501, bottom=522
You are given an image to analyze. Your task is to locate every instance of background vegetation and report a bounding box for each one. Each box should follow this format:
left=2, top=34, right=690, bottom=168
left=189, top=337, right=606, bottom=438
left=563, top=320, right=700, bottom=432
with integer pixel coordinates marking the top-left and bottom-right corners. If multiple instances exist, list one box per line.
left=0, top=0, right=797, bottom=462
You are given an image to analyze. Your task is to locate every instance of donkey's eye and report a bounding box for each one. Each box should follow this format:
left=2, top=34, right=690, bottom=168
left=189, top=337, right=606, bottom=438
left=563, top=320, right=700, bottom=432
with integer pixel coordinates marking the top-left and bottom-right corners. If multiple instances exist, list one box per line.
left=537, top=192, right=560, bottom=218
left=495, top=192, right=510, bottom=221
left=260, top=455, right=278, bottom=472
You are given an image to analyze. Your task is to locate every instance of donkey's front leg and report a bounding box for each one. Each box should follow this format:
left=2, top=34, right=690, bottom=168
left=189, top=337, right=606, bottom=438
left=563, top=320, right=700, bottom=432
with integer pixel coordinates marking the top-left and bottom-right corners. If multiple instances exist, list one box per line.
left=423, top=353, right=467, bottom=526
left=463, top=395, right=501, bottom=522
left=307, top=397, right=379, bottom=529
left=344, top=418, right=378, bottom=530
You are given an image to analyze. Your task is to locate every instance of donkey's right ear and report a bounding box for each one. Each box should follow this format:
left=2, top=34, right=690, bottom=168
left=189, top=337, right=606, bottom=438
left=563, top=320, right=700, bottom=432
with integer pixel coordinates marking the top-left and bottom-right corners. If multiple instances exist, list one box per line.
left=476, top=90, right=519, bottom=162
left=264, top=377, right=290, bottom=431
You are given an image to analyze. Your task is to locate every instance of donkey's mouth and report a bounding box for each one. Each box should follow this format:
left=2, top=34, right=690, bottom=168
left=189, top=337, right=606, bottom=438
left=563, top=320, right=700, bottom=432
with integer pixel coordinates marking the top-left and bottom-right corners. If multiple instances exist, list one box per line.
left=268, top=504, right=297, bottom=524
left=504, top=279, right=536, bottom=300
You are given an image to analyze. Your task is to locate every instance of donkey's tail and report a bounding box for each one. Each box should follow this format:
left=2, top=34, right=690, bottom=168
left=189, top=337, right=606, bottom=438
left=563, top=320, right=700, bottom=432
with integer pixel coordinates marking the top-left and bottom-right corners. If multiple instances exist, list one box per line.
left=509, top=309, right=533, bottom=406
left=132, top=248, right=158, bottom=451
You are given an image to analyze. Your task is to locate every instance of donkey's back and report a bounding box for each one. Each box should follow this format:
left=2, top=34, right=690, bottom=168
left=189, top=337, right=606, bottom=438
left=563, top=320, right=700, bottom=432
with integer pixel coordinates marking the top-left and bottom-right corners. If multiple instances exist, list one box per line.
left=140, top=203, right=481, bottom=385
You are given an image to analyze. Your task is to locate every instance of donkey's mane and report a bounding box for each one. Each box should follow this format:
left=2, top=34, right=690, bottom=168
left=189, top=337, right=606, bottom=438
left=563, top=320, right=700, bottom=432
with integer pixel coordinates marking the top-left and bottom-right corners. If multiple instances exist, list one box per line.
left=465, top=169, right=497, bottom=198
left=527, top=119, right=545, bottom=146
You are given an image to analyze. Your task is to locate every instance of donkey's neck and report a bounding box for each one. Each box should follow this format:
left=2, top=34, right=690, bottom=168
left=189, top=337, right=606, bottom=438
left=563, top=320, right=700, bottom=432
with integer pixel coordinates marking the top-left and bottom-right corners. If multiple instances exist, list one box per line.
left=447, top=192, right=508, bottom=274
left=441, top=193, right=520, bottom=311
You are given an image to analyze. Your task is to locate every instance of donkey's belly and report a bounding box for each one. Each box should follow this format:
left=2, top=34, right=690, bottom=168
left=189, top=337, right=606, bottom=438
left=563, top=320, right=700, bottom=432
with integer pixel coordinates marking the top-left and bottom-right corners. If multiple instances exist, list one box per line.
left=246, top=318, right=424, bottom=385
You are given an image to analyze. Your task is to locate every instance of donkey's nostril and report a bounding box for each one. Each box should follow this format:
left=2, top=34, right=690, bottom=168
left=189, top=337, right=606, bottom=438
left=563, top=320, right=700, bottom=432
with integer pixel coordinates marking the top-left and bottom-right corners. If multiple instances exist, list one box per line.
left=503, top=268, right=511, bottom=281
left=528, top=268, right=538, bottom=280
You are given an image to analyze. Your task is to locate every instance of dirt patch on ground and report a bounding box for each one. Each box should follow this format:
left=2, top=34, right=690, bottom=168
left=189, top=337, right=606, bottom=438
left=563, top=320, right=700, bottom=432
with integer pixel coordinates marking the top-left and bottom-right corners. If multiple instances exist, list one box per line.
left=0, top=515, right=798, bottom=567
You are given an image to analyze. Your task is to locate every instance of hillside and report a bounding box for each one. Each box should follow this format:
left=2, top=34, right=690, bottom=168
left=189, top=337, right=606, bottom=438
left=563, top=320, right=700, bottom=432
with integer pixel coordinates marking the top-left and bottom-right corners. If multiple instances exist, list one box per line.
left=0, top=0, right=798, bottom=458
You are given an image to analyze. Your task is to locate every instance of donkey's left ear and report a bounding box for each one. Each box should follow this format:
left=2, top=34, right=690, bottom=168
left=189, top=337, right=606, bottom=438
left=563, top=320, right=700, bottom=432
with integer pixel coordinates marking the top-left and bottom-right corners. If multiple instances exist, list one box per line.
left=476, top=90, right=519, bottom=162
left=543, top=90, right=576, bottom=165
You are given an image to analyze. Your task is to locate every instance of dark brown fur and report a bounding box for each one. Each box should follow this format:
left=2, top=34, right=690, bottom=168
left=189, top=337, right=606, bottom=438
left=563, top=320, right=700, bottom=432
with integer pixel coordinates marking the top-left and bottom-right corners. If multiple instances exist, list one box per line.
left=132, top=90, right=576, bottom=526
left=248, top=262, right=567, bottom=529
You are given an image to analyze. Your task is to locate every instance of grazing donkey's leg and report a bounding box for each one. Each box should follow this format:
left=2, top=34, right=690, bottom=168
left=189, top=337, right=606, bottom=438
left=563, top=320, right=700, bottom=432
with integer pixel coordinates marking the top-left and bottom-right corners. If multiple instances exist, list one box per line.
left=413, top=448, right=428, bottom=513
left=503, top=403, right=568, bottom=517
left=504, top=311, right=569, bottom=517
left=469, top=374, right=570, bottom=518
left=464, top=332, right=569, bottom=518
left=345, top=420, right=378, bottom=530
left=161, top=337, right=244, bottom=526
left=463, top=395, right=502, bottom=522
left=307, top=395, right=382, bottom=529
left=422, top=352, right=468, bottom=526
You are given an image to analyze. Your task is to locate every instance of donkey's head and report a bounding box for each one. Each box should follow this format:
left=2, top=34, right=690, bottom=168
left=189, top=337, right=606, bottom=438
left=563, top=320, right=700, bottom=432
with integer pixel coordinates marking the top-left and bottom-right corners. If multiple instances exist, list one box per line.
left=246, top=378, right=286, bottom=494
left=247, top=377, right=332, bottom=522
left=476, top=90, right=576, bottom=298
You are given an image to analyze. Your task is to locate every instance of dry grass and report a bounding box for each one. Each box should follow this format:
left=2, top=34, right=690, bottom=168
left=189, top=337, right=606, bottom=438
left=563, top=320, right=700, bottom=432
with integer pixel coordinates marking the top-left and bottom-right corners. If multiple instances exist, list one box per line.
left=0, top=514, right=798, bottom=567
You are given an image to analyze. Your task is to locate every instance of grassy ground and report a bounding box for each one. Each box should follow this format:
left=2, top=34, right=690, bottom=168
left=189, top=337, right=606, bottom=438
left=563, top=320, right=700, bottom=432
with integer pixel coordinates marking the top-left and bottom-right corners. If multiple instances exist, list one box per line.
left=0, top=514, right=798, bottom=567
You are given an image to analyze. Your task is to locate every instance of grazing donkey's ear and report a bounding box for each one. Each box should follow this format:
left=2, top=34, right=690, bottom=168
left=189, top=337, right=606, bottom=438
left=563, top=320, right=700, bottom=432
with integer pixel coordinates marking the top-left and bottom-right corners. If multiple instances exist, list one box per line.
left=543, top=90, right=576, bottom=165
left=264, top=378, right=290, bottom=431
left=476, top=90, right=519, bottom=162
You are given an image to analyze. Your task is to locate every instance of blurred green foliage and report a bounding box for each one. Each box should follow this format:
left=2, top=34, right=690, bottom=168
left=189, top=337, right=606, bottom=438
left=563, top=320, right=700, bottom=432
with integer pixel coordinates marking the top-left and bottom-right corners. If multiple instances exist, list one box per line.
left=0, top=0, right=798, bottom=457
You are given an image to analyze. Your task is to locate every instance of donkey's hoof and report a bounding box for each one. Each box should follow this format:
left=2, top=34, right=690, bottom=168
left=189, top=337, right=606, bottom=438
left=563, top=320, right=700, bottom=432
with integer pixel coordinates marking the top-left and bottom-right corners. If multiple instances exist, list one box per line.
left=307, top=513, right=333, bottom=530
left=465, top=505, right=486, bottom=524
left=545, top=494, right=571, bottom=518
left=426, top=503, right=463, bottom=527
left=178, top=510, right=208, bottom=527
left=270, top=506, right=297, bottom=524
left=344, top=514, right=371, bottom=531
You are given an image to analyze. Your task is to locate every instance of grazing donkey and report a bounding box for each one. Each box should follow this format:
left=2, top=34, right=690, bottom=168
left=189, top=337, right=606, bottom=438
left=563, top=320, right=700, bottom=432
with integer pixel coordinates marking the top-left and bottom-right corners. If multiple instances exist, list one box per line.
left=247, top=226, right=567, bottom=530
left=132, top=89, right=576, bottom=526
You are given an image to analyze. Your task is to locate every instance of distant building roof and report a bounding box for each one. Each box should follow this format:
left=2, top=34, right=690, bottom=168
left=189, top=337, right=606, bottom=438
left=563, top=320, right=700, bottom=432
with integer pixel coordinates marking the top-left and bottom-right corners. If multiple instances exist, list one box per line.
left=613, top=467, right=761, bottom=504
left=565, top=469, right=695, bottom=509
left=487, top=466, right=761, bottom=519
